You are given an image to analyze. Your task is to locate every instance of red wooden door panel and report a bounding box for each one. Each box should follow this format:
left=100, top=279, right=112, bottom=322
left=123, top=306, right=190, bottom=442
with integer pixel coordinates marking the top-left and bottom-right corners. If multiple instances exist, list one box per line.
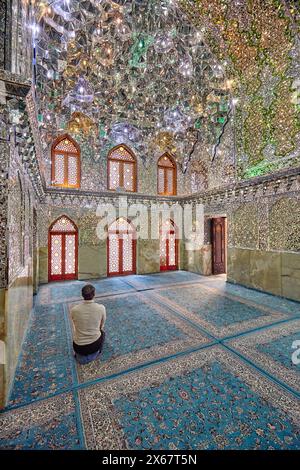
left=211, top=217, right=226, bottom=274
left=49, top=232, right=78, bottom=281
left=108, top=219, right=136, bottom=276
left=48, top=216, right=78, bottom=282
left=160, top=221, right=178, bottom=271
left=49, top=233, right=63, bottom=280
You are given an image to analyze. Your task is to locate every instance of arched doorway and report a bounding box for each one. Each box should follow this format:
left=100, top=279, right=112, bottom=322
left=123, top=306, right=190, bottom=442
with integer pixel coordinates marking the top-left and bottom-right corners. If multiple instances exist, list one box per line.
left=48, top=215, right=78, bottom=282
left=107, top=218, right=136, bottom=276
left=160, top=219, right=178, bottom=271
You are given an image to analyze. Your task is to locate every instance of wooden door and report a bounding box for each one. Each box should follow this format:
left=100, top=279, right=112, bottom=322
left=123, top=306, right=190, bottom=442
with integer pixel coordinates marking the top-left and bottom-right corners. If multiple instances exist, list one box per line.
left=211, top=217, right=226, bottom=274
left=48, top=216, right=78, bottom=282
left=108, top=218, right=136, bottom=276
left=160, top=220, right=178, bottom=271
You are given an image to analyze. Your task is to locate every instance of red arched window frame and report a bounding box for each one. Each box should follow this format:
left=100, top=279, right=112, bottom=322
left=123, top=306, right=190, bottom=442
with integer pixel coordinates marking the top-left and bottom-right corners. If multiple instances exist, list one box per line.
left=157, top=153, right=177, bottom=196
left=107, top=144, right=137, bottom=192
left=51, top=134, right=81, bottom=188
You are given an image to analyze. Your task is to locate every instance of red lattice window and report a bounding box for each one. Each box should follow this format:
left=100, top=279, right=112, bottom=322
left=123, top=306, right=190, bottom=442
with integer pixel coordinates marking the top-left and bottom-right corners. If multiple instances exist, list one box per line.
left=108, top=145, right=137, bottom=192
left=108, top=218, right=136, bottom=276
left=160, top=219, right=178, bottom=271
left=48, top=215, right=78, bottom=282
left=51, top=134, right=80, bottom=188
left=157, top=153, right=177, bottom=196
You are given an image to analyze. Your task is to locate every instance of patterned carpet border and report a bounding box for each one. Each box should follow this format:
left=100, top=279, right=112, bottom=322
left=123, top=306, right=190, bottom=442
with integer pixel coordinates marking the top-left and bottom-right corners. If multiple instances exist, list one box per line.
left=67, top=292, right=211, bottom=385
left=78, top=345, right=300, bottom=450
left=227, top=319, right=300, bottom=394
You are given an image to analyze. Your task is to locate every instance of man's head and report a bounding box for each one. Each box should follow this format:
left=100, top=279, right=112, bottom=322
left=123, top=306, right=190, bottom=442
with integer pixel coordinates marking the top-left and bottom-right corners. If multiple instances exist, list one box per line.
left=82, top=284, right=95, bottom=301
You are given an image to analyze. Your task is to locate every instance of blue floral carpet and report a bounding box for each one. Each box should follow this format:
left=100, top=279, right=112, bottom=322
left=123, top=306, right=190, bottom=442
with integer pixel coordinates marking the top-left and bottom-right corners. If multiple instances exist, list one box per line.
left=8, top=302, right=74, bottom=407
left=68, top=292, right=210, bottom=384
left=0, top=271, right=299, bottom=449
left=147, top=283, right=295, bottom=338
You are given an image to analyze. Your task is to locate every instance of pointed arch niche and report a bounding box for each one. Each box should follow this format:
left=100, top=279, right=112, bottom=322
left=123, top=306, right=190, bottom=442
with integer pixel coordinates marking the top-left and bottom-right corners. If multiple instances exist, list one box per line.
left=157, top=153, right=177, bottom=196
left=107, top=144, right=137, bottom=192
left=51, top=134, right=81, bottom=188
left=48, top=215, right=78, bottom=282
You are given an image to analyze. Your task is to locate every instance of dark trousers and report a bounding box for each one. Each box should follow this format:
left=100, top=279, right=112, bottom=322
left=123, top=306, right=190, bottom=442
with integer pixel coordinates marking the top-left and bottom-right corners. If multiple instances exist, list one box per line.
left=73, top=330, right=105, bottom=357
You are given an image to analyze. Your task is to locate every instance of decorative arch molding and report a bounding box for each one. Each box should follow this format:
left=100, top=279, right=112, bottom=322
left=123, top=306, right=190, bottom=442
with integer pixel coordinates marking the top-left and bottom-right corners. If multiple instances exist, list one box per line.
left=51, top=134, right=81, bottom=188
left=107, top=144, right=137, bottom=193
left=49, top=214, right=78, bottom=233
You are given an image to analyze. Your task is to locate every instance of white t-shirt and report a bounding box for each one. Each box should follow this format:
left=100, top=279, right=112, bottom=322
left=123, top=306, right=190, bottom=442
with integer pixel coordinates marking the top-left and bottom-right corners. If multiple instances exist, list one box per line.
left=71, top=300, right=106, bottom=346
